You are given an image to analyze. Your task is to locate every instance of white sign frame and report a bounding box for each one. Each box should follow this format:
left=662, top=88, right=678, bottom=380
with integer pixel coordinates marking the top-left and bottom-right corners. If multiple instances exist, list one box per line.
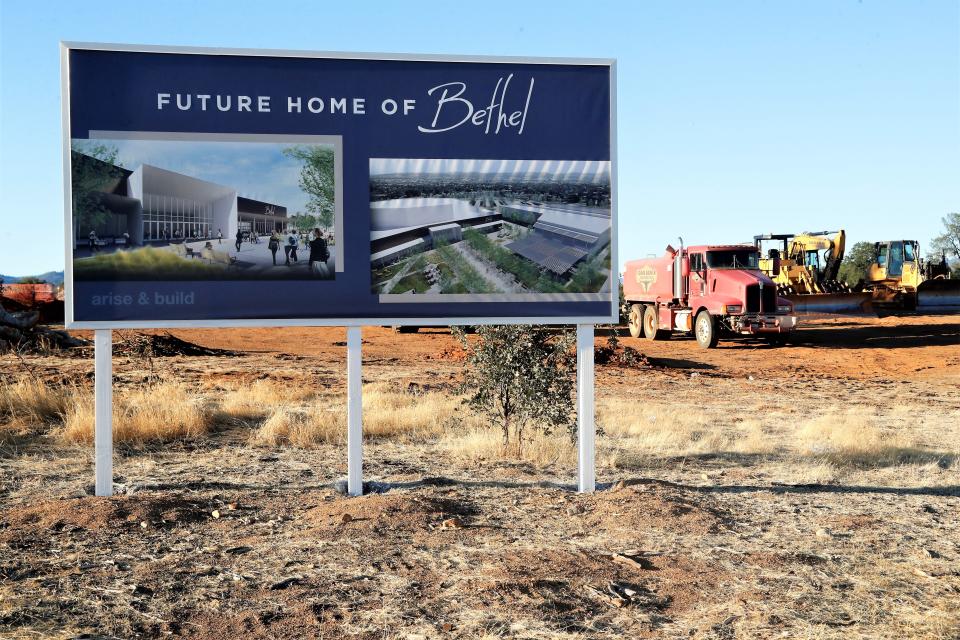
left=60, top=42, right=618, bottom=330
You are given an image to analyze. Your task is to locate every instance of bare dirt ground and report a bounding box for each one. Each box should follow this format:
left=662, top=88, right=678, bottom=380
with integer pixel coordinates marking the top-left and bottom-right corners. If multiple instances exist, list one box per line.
left=1, top=315, right=959, bottom=639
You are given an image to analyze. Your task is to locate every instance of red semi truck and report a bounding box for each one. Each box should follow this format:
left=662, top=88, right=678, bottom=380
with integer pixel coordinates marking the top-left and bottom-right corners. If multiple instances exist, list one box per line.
left=623, top=241, right=798, bottom=348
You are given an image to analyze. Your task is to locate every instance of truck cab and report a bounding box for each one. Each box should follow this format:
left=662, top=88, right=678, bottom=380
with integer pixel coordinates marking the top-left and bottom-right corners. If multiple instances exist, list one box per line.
left=623, top=243, right=797, bottom=348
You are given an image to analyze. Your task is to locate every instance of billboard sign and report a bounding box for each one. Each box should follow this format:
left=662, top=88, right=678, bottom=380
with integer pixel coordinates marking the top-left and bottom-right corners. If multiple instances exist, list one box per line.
left=62, top=43, right=616, bottom=328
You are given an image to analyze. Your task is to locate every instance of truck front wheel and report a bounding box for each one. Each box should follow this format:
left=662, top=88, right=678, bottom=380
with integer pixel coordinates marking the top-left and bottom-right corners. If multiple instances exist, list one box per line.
left=695, top=310, right=719, bottom=348
left=643, top=305, right=670, bottom=341
left=628, top=304, right=643, bottom=338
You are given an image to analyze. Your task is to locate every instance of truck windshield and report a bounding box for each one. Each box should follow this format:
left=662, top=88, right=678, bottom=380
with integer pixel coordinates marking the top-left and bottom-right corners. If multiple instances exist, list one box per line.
left=706, top=250, right=759, bottom=270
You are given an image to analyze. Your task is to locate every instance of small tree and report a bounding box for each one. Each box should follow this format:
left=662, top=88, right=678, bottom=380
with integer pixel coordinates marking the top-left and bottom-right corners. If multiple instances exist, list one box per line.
left=283, top=145, right=335, bottom=230
left=453, top=325, right=576, bottom=451
left=838, top=241, right=875, bottom=286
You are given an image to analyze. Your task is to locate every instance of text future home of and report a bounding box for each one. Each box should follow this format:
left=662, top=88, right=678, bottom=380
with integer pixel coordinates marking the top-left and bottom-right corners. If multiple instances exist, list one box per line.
left=156, top=74, right=535, bottom=136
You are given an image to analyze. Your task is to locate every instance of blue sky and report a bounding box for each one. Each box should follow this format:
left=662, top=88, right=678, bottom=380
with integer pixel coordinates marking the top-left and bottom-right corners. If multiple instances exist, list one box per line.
left=75, top=138, right=318, bottom=213
left=1, top=0, right=958, bottom=276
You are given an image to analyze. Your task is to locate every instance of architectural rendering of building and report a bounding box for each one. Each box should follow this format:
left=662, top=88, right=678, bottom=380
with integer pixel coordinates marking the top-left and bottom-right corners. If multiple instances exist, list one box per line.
left=369, top=197, right=500, bottom=266
left=73, top=151, right=287, bottom=247
left=503, top=203, right=612, bottom=276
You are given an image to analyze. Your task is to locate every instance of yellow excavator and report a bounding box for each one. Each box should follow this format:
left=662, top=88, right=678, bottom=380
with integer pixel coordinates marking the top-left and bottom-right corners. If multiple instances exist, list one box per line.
left=755, top=230, right=872, bottom=314
left=864, top=240, right=960, bottom=314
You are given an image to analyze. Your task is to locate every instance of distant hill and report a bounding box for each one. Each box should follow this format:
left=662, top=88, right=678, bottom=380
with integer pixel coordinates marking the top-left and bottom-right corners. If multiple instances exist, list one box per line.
left=0, top=271, right=64, bottom=286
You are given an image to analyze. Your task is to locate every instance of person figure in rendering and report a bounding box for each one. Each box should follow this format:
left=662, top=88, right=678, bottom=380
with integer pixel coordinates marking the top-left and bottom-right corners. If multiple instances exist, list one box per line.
left=217, top=228, right=223, bottom=245
left=308, top=227, right=329, bottom=276
left=88, top=230, right=98, bottom=253
left=122, top=231, right=130, bottom=249
left=268, top=231, right=281, bottom=266
left=234, top=229, right=243, bottom=253
left=285, top=232, right=299, bottom=265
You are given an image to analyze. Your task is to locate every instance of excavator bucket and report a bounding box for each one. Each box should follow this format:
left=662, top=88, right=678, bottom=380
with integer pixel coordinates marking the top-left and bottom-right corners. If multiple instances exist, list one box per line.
left=786, top=292, right=875, bottom=316
left=917, top=279, right=960, bottom=314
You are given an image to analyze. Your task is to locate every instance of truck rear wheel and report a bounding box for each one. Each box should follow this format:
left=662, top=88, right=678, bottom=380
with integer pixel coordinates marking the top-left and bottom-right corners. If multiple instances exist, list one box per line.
left=627, top=304, right=643, bottom=338
left=695, top=310, right=719, bottom=348
left=643, top=305, right=670, bottom=341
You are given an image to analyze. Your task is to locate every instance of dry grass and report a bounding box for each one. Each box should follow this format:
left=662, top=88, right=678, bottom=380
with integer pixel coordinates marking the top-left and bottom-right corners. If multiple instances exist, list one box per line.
left=362, top=385, right=461, bottom=441
left=250, top=384, right=461, bottom=447
left=59, top=382, right=209, bottom=445
left=795, top=406, right=934, bottom=467
left=9, top=369, right=954, bottom=479
left=218, top=379, right=318, bottom=419
left=250, top=405, right=346, bottom=447
left=0, top=377, right=73, bottom=426
left=596, top=397, right=960, bottom=474
left=598, top=398, right=764, bottom=468
left=0, top=377, right=75, bottom=443
left=443, top=426, right=575, bottom=466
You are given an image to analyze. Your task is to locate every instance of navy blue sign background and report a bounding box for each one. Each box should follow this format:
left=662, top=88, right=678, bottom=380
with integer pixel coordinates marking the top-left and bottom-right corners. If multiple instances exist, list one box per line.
left=66, top=47, right=614, bottom=325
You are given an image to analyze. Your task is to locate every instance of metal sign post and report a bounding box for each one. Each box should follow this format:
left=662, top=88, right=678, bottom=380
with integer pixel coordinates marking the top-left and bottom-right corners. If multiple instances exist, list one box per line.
left=576, top=324, right=596, bottom=493
left=94, top=329, right=113, bottom=496
left=346, top=326, right=363, bottom=496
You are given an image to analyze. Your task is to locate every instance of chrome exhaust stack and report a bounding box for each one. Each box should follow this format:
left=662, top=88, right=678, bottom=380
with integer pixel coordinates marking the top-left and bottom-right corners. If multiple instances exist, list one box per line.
left=673, top=236, right=686, bottom=303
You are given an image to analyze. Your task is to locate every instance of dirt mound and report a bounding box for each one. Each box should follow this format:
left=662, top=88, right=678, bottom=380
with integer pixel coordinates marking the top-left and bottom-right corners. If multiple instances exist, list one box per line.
left=0, top=494, right=210, bottom=542
left=473, top=546, right=726, bottom=629
left=588, top=482, right=731, bottom=536
left=595, top=344, right=650, bottom=366
left=304, top=493, right=475, bottom=533
left=177, top=608, right=345, bottom=640
left=435, top=344, right=468, bottom=362
left=114, top=332, right=237, bottom=357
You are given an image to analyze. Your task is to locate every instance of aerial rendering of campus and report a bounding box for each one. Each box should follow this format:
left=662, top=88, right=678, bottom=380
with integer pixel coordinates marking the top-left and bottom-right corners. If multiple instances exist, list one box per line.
left=370, top=158, right=612, bottom=298
left=70, top=138, right=336, bottom=281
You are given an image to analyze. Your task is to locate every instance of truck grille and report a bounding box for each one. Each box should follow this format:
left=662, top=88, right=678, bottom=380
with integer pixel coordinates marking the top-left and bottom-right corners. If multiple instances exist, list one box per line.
left=746, top=285, right=777, bottom=313
left=746, top=285, right=760, bottom=312
left=762, top=286, right=776, bottom=312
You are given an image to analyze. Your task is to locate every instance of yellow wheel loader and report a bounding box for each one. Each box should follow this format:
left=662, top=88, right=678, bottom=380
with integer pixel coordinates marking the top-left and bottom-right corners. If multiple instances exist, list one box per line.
left=865, top=240, right=960, bottom=314
left=755, top=230, right=872, bottom=314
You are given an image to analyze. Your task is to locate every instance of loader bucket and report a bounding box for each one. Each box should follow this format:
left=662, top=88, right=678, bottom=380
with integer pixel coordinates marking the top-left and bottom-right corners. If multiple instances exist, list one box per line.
left=787, top=292, right=875, bottom=316
left=917, top=279, right=960, bottom=314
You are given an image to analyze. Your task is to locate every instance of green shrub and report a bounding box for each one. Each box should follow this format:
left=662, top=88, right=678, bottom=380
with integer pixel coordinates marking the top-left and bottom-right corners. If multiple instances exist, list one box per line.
left=74, top=247, right=227, bottom=280
left=453, top=325, right=576, bottom=448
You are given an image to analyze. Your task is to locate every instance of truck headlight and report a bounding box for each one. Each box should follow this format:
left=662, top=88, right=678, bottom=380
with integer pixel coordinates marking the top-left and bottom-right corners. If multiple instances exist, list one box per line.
left=778, top=304, right=792, bottom=313
left=725, top=305, right=742, bottom=314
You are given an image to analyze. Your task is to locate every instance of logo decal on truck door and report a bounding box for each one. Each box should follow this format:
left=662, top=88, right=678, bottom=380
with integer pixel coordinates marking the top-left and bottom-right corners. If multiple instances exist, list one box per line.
left=635, top=265, right=658, bottom=292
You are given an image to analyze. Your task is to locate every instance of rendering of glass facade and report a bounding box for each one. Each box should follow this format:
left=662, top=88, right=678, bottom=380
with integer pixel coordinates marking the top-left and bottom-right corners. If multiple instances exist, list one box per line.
left=143, top=192, right=215, bottom=240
